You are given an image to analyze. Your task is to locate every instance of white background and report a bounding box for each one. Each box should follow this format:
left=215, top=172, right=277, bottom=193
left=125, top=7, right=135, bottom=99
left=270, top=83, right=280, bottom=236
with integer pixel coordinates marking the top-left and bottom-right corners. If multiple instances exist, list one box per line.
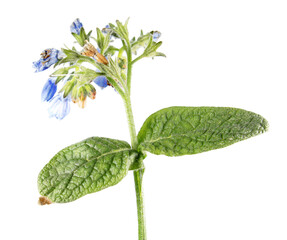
left=1, top=0, right=286, bottom=239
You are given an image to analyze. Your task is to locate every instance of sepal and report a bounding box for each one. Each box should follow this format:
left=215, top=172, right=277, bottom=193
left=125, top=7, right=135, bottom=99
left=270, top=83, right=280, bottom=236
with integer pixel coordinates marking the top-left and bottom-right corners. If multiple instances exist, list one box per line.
left=72, top=27, right=91, bottom=47
left=78, top=66, right=102, bottom=83
left=105, top=45, right=119, bottom=56
left=95, top=28, right=112, bottom=55
left=141, top=38, right=165, bottom=58
left=131, top=32, right=151, bottom=54
left=55, top=48, right=96, bottom=67
left=109, top=19, right=130, bottom=44
left=60, top=78, right=76, bottom=98
left=96, top=56, right=124, bottom=86
left=51, top=67, right=73, bottom=84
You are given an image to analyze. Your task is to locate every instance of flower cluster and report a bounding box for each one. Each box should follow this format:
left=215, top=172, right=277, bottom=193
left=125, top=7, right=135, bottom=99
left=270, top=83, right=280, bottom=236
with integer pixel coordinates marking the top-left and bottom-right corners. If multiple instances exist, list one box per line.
left=33, top=18, right=164, bottom=119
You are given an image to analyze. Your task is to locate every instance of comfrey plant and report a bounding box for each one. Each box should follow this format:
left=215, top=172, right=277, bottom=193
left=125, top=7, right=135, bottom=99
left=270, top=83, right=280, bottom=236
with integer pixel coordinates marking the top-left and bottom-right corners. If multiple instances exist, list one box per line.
left=34, top=18, right=268, bottom=239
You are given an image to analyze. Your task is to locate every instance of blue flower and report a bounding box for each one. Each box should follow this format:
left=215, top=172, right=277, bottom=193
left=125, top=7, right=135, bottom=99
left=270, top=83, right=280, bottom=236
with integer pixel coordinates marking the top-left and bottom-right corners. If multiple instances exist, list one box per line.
left=152, top=31, right=161, bottom=42
left=94, top=76, right=108, bottom=89
left=48, top=94, right=71, bottom=120
left=33, top=48, right=61, bottom=72
left=70, top=18, right=83, bottom=35
left=41, top=77, right=57, bottom=102
left=102, top=25, right=110, bottom=34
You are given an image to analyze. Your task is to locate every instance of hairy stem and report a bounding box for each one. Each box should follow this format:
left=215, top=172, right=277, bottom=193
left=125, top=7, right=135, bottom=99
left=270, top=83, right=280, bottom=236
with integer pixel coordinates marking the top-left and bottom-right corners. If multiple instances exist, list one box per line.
left=123, top=41, right=147, bottom=240
left=126, top=42, right=133, bottom=94
left=134, top=169, right=147, bottom=240
left=124, top=95, right=138, bottom=150
left=124, top=94, right=147, bottom=240
left=131, top=54, right=144, bottom=65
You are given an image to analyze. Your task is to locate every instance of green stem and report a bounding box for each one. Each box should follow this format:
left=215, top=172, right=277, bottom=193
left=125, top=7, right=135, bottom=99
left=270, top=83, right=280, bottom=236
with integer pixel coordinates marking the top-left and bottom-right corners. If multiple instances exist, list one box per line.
left=131, top=54, right=145, bottom=65
left=123, top=40, right=147, bottom=240
left=124, top=95, right=147, bottom=240
left=124, top=95, right=138, bottom=150
left=134, top=169, right=147, bottom=240
left=126, top=42, right=132, bottom=94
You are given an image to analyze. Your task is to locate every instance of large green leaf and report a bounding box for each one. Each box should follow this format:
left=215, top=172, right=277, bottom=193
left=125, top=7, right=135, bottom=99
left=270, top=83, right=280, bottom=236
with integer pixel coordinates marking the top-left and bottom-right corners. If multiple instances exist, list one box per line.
left=137, top=107, right=268, bottom=156
left=38, top=137, right=137, bottom=203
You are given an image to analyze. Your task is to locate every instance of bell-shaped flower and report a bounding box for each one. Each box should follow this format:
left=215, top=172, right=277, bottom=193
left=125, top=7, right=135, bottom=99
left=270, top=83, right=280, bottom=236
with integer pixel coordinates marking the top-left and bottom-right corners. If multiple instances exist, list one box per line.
left=94, top=76, right=108, bottom=89
left=48, top=94, right=71, bottom=120
left=70, top=18, right=83, bottom=35
left=102, top=25, right=111, bottom=34
left=152, top=31, right=161, bottom=42
left=33, top=48, right=61, bottom=72
left=41, top=77, right=57, bottom=102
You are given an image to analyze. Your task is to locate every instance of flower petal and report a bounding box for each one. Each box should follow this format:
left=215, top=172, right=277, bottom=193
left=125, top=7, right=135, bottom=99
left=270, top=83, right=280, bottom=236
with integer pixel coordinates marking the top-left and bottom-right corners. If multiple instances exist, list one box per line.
left=33, top=48, right=60, bottom=72
left=70, top=18, right=83, bottom=35
left=48, top=94, right=71, bottom=120
left=152, top=31, right=161, bottom=42
left=41, top=77, right=57, bottom=102
left=94, top=76, right=108, bottom=89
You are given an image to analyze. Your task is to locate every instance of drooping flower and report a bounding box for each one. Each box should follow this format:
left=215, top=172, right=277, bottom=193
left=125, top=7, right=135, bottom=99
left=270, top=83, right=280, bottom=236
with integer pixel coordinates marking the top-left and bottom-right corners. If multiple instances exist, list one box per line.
left=70, top=18, right=83, bottom=35
left=48, top=94, right=71, bottom=120
left=102, top=24, right=119, bottom=39
left=152, top=31, right=161, bottom=42
left=33, top=48, right=61, bottom=72
left=94, top=76, right=108, bottom=89
left=102, top=25, right=111, bottom=34
left=41, top=77, right=57, bottom=102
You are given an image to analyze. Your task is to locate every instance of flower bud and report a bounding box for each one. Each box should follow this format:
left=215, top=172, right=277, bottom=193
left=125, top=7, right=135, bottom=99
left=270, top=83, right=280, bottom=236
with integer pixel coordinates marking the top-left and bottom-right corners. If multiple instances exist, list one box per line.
left=85, top=84, right=97, bottom=100
left=77, top=86, right=88, bottom=109
left=118, top=57, right=127, bottom=69
left=61, top=78, right=76, bottom=98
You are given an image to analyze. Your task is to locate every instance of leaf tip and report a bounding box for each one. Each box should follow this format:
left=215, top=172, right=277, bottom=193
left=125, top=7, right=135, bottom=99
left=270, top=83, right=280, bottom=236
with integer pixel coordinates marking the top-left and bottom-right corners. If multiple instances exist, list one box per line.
left=261, top=116, right=269, bottom=133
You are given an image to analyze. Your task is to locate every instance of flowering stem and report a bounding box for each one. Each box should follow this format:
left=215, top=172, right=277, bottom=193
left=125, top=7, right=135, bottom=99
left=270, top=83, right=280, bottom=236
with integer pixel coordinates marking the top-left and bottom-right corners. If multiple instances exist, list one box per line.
left=131, top=55, right=144, bottom=65
left=123, top=95, right=138, bottom=150
left=123, top=42, right=147, bottom=240
left=126, top=42, right=133, bottom=94
left=124, top=94, right=147, bottom=240
left=134, top=169, right=147, bottom=240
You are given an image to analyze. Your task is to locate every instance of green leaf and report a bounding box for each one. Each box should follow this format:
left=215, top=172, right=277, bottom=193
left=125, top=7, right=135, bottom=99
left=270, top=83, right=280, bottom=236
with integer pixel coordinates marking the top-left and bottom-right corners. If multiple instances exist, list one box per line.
left=38, top=137, right=138, bottom=203
left=137, top=107, right=268, bottom=156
